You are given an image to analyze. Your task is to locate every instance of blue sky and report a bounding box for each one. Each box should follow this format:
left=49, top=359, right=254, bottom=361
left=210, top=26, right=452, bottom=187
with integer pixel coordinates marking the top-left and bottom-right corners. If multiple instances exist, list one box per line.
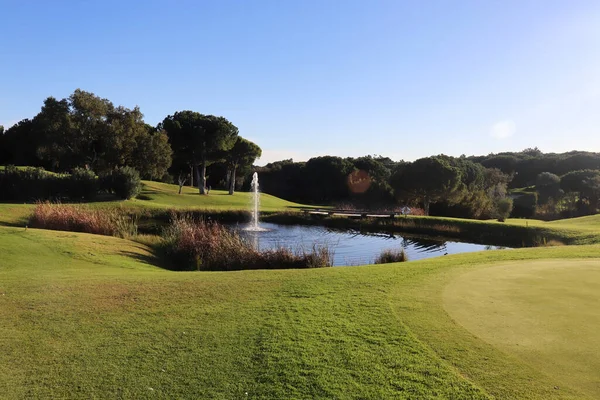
left=1, top=0, right=599, bottom=165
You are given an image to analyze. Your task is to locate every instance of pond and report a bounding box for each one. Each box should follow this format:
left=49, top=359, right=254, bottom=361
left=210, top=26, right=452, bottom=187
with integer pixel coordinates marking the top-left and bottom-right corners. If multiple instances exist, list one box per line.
left=235, top=222, right=506, bottom=266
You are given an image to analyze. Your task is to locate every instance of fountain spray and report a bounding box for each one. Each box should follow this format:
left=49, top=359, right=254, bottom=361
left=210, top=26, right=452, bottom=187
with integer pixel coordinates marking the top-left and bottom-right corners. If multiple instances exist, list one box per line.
left=251, top=172, right=260, bottom=229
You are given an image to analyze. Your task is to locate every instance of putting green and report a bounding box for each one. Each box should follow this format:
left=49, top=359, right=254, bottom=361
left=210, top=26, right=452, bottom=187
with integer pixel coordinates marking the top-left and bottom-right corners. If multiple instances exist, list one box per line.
left=444, top=260, right=600, bottom=398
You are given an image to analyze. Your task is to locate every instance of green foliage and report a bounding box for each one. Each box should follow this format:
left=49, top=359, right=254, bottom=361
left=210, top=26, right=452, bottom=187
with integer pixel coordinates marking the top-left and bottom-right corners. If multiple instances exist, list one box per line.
left=0, top=166, right=62, bottom=201
left=391, top=156, right=462, bottom=215
left=132, top=129, right=173, bottom=180
left=1, top=90, right=174, bottom=177
left=0, top=119, right=38, bottom=166
left=347, top=156, right=395, bottom=207
left=512, top=192, right=537, bottom=218
left=535, top=172, right=562, bottom=205
left=69, top=167, right=98, bottom=200
left=222, top=137, right=262, bottom=194
left=0, top=166, right=101, bottom=202
left=161, top=111, right=239, bottom=194
left=561, top=169, right=600, bottom=193
left=303, top=156, right=356, bottom=203
left=101, top=166, right=141, bottom=200
left=256, top=160, right=307, bottom=201
left=473, top=150, right=600, bottom=188
left=495, top=197, right=513, bottom=222
left=480, top=154, right=518, bottom=175
left=561, top=169, right=600, bottom=214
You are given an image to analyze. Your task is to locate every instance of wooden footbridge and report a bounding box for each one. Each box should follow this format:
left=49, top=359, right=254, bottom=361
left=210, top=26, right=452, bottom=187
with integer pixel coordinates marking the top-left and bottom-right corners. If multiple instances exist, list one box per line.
left=300, top=208, right=407, bottom=219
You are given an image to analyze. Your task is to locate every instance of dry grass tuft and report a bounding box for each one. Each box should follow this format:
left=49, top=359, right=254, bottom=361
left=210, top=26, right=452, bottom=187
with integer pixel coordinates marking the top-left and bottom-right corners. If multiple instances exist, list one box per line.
left=374, top=248, right=408, bottom=264
left=29, top=201, right=138, bottom=238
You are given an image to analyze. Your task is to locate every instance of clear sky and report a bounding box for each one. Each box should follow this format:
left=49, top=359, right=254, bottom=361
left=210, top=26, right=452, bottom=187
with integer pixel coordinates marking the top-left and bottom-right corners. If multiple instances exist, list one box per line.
left=1, top=0, right=599, bottom=165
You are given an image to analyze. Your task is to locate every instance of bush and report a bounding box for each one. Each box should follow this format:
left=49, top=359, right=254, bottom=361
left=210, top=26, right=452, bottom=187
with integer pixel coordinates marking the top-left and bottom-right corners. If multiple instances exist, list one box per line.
left=101, top=166, right=141, bottom=199
left=0, top=166, right=68, bottom=201
left=29, top=202, right=138, bottom=238
left=511, top=192, right=537, bottom=218
left=70, top=168, right=98, bottom=200
left=496, top=197, right=514, bottom=222
left=160, top=173, right=174, bottom=184
left=374, top=248, right=408, bottom=264
left=161, top=214, right=332, bottom=271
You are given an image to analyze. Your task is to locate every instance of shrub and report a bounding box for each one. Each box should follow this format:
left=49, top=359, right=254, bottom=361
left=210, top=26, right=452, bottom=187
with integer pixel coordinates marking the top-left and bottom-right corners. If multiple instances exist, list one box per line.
left=70, top=168, right=98, bottom=200
left=0, top=166, right=67, bottom=201
left=101, top=166, right=141, bottom=199
left=160, top=173, right=174, bottom=184
left=512, top=192, right=537, bottom=218
left=29, top=202, right=138, bottom=238
left=374, top=248, right=408, bottom=264
left=161, top=214, right=332, bottom=271
left=495, top=198, right=514, bottom=222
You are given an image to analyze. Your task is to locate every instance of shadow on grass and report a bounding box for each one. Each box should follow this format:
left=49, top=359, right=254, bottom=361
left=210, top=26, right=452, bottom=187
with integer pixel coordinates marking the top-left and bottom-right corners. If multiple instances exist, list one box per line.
left=116, top=248, right=174, bottom=270
left=0, top=217, right=30, bottom=228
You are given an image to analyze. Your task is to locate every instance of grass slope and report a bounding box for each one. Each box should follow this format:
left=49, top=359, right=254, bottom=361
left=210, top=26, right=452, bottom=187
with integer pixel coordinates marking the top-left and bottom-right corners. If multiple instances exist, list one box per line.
left=0, top=181, right=310, bottom=227
left=2, top=226, right=599, bottom=398
left=133, top=181, right=308, bottom=211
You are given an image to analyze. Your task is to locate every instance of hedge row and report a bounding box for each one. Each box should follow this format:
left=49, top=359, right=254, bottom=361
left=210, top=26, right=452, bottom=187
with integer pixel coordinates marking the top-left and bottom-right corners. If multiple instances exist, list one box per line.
left=0, top=166, right=141, bottom=202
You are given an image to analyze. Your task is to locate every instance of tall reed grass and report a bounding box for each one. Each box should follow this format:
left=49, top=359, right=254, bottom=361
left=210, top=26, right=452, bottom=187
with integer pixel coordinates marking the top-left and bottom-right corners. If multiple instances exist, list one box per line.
left=374, top=248, right=408, bottom=264
left=161, top=214, right=332, bottom=271
left=29, top=202, right=138, bottom=238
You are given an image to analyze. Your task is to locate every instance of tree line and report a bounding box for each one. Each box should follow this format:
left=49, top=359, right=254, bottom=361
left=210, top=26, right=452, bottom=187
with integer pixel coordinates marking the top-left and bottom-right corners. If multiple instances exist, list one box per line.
left=0, top=89, right=262, bottom=194
left=256, top=155, right=511, bottom=218
left=2, top=90, right=599, bottom=219
left=257, top=149, right=600, bottom=219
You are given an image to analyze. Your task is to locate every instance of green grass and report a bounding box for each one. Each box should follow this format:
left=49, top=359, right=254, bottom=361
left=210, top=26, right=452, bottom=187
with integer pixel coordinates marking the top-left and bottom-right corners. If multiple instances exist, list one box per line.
left=444, top=260, right=600, bottom=399
left=0, top=180, right=311, bottom=227
left=131, top=180, right=309, bottom=211
left=2, top=226, right=599, bottom=398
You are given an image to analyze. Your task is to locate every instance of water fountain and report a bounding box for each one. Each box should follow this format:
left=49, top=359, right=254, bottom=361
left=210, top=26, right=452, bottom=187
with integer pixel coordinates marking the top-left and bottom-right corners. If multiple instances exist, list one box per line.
left=250, top=172, right=261, bottom=230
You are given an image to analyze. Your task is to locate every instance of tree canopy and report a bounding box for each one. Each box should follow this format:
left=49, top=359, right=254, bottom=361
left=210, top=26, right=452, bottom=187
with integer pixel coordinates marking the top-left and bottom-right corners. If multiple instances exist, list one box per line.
left=161, top=111, right=239, bottom=194
left=391, top=156, right=463, bottom=215
left=0, top=89, right=173, bottom=179
left=222, top=137, right=262, bottom=194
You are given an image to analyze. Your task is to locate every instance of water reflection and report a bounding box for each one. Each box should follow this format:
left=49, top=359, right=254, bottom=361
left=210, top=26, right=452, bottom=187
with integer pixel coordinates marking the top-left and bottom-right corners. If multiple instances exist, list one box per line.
left=234, top=222, right=506, bottom=266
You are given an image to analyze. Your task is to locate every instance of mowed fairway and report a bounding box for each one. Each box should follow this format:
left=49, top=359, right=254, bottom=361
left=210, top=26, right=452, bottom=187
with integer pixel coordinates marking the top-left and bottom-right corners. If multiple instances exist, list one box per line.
left=2, top=224, right=600, bottom=398
left=444, top=260, right=600, bottom=398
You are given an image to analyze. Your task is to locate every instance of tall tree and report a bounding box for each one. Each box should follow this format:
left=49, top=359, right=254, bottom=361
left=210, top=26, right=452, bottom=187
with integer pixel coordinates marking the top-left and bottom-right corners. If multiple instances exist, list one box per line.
left=303, top=156, right=356, bottom=203
left=132, top=128, right=173, bottom=180
left=0, top=125, right=5, bottom=165
left=32, top=90, right=159, bottom=174
left=347, top=156, right=394, bottom=206
left=68, top=89, right=115, bottom=168
left=34, top=97, right=73, bottom=170
left=101, top=106, right=148, bottom=170
left=391, top=156, right=462, bottom=215
left=162, top=111, right=238, bottom=194
left=1, top=119, right=39, bottom=166
left=223, top=137, right=262, bottom=194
